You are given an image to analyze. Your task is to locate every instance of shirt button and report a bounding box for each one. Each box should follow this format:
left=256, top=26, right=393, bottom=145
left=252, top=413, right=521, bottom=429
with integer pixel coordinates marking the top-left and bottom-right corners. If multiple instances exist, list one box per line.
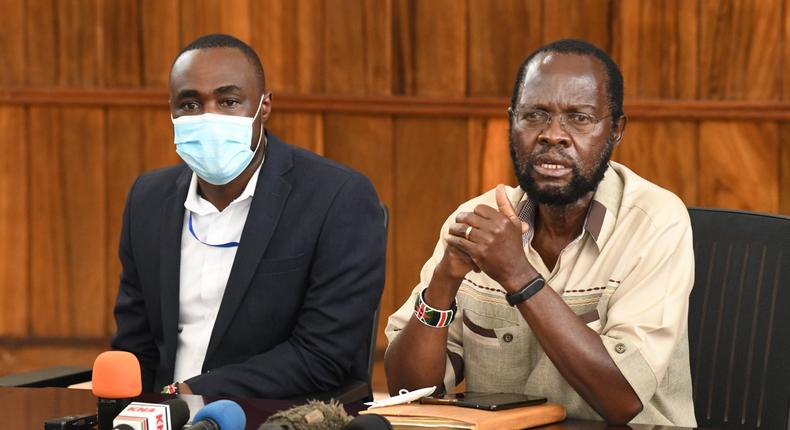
left=502, top=333, right=514, bottom=343
left=614, top=343, right=627, bottom=354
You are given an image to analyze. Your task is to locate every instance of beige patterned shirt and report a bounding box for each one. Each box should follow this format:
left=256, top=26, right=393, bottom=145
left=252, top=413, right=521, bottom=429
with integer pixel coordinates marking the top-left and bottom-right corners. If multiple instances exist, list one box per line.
left=385, top=162, right=696, bottom=427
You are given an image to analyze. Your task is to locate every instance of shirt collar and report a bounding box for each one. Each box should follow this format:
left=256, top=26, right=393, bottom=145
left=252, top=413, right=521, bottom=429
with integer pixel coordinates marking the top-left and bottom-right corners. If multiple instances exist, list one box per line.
left=516, top=163, right=622, bottom=250
left=184, top=153, right=265, bottom=215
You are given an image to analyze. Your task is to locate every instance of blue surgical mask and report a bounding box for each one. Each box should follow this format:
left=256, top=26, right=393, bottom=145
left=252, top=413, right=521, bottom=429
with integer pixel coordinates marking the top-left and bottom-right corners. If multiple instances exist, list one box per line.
left=172, top=96, right=265, bottom=185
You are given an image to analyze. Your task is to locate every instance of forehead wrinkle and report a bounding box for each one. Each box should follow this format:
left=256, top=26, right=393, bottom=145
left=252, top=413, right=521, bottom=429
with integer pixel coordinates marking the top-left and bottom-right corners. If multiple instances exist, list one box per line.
left=518, top=63, right=605, bottom=109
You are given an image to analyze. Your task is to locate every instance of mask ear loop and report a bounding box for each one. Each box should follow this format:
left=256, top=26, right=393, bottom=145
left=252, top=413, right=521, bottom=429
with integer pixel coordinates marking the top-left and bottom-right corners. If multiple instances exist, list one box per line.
left=251, top=93, right=269, bottom=154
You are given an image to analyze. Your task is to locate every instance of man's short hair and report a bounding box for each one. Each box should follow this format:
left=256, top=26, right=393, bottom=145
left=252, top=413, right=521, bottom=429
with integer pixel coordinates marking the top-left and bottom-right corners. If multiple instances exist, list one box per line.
left=175, top=33, right=266, bottom=91
left=510, top=39, right=624, bottom=120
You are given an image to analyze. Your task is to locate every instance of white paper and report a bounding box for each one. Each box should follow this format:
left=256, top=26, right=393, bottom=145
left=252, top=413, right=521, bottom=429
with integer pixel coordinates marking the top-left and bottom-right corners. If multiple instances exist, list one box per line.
left=364, top=386, right=436, bottom=409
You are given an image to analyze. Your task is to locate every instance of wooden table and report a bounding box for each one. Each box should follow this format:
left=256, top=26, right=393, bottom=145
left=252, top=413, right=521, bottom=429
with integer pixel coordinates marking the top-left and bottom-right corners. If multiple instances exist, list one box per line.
left=0, top=386, right=701, bottom=430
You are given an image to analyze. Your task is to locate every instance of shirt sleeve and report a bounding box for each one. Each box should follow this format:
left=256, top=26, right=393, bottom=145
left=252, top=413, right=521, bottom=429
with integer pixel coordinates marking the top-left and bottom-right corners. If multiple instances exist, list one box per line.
left=597, top=207, right=695, bottom=405
left=385, top=213, right=466, bottom=392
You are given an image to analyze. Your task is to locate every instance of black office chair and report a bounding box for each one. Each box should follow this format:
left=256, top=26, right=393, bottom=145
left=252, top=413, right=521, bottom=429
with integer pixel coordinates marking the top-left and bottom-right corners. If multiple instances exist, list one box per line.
left=0, top=203, right=389, bottom=405
left=687, top=208, right=790, bottom=430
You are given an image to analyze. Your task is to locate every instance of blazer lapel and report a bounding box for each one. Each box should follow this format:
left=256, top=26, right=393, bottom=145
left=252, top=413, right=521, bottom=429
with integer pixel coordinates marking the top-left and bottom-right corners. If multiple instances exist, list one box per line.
left=204, top=136, right=294, bottom=362
left=159, top=167, right=191, bottom=379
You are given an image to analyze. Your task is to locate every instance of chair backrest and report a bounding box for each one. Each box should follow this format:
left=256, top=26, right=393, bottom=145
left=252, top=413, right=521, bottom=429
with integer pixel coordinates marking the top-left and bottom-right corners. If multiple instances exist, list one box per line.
left=687, top=208, right=790, bottom=430
left=366, top=203, right=388, bottom=382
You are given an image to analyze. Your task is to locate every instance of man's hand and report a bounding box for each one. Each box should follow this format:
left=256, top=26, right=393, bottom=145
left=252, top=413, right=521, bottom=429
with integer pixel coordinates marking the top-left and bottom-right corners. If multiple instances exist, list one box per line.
left=437, top=243, right=481, bottom=281
left=446, top=185, right=537, bottom=294
left=424, top=242, right=480, bottom=309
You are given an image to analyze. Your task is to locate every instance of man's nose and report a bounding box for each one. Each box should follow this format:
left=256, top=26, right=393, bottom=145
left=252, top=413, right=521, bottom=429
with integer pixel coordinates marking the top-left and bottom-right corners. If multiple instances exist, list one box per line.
left=203, top=101, right=223, bottom=114
left=538, top=115, right=571, bottom=146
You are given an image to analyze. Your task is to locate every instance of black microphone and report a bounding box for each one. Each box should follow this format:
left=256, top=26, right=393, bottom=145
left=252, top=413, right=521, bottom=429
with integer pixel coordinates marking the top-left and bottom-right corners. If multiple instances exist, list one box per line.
left=344, top=415, right=392, bottom=430
left=187, top=400, right=246, bottom=430
left=258, top=400, right=352, bottom=430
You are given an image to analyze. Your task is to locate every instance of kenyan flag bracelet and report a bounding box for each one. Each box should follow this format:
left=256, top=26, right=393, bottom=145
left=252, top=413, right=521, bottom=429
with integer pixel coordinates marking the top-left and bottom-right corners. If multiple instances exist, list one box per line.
left=414, top=288, right=457, bottom=328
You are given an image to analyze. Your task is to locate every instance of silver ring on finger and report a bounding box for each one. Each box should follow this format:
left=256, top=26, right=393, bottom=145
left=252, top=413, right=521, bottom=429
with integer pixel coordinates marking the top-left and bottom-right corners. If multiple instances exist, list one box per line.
left=464, top=225, right=473, bottom=240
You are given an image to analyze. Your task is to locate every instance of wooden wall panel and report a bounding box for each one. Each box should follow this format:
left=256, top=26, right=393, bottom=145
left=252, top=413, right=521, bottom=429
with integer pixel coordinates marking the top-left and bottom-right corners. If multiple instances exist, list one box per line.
left=543, top=0, right=611, bottom=50
left=29, top=107, right=70, bottom=337
left=105, top=109, right=145, bottom=333
left=25, top=0, right=58, bottom=85
left=0, top=107, right=28, bottom=336
left=699, top=121, right=780, bottom=212
left=29, top=108, right=107, bottom=337
left=142, top=109, right=181, bottom=170
left=393, top=0, right=466, bottom=96
left=466, top=120, right=485, bottom=197
left=323, top=114, right=394, bottom=349
left=613, top=121, right=698, bottom=205
left=699, top=0, right=782, bottom=100
left=141, top=0, right=180, bottom=88
left=394, top=117, right=468, bottom=300
left=57, top=0, right=103, bottom=86
left=103, top=0, right=142, bottom=87
left=251, top=0, right=325, bottom=94
left=614, top=0, right=697, bottom=99
left=0, top=344, right=106, bottom=376
left=324, top=0, right=392, bottom=95
left=61, top=108, right=108, bottom=337
left=0, top=0, right=25, bottom=85
left=786, top=1, right=790, bottom=100
left=266, top=113, right=324, bottom=154
left=467, top=118, right=514, bottom=195
left=179, top=0, right=252, bottom=47
left=467, top=0, right=542, bottom=97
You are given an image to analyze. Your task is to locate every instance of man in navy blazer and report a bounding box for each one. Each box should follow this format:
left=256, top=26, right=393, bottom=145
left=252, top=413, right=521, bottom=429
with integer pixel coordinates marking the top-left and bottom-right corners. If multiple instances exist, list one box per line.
left=111, top=34, right=386, bottom=398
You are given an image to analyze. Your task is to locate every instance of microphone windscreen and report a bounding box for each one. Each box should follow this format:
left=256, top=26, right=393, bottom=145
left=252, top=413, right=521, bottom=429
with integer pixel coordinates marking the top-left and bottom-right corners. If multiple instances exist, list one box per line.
left=193, top=400, right=246, bottom=430
left=261, top=400, right=351, bottom=430
left=92, top=351, right=142, bottom=399
left=344, top=415, right=392, bottom=430
left=162, top=398, right=190, bottom=429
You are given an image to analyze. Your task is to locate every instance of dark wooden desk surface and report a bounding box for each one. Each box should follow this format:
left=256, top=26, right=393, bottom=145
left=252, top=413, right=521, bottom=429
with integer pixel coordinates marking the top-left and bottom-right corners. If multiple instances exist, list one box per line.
left=0, top=386, right=701, bottom=430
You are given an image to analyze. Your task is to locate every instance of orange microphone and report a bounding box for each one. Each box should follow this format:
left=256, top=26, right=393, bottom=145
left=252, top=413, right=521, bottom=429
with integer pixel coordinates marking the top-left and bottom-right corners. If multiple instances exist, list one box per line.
left=92, top=351, right=143, bottom=430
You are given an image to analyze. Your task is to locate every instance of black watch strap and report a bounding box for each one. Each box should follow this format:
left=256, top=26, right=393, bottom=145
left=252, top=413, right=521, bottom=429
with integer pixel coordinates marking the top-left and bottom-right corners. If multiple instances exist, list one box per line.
left=506, top=275, right=546, bottom=306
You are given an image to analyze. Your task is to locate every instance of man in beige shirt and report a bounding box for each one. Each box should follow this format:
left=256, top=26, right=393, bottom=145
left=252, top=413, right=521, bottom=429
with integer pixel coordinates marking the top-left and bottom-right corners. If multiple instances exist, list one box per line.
left=384, top=39, right=696, bottom=427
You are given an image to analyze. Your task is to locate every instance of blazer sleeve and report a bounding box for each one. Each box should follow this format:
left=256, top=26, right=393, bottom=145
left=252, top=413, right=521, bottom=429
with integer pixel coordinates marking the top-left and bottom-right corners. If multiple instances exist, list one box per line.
left=184, top=172, right=387, bottom=397
left=110, top=177, right=160, bottom=392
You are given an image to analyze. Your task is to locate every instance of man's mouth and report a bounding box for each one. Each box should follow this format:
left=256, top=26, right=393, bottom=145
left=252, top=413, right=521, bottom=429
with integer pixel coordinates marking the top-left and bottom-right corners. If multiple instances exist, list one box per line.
left=532, top=157, right=573, bottom=178
left=538, top=163, right=566, bottom=170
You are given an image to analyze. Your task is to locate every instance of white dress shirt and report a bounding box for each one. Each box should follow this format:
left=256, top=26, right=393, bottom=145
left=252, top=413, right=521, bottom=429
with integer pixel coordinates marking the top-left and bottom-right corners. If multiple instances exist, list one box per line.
left=173, top=160, right=263, bottom=383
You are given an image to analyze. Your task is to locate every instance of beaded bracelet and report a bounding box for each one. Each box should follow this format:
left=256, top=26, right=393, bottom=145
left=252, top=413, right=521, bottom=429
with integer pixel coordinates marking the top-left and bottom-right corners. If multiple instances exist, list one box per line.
left=414, top=289, right=457, bottom=328
left=161, top=382, right=180, bottom=395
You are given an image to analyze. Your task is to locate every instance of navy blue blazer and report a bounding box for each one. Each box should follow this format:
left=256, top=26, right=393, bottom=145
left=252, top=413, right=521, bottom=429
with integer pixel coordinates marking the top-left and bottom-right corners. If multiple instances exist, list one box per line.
left=111, top=134, right=386, bottom=398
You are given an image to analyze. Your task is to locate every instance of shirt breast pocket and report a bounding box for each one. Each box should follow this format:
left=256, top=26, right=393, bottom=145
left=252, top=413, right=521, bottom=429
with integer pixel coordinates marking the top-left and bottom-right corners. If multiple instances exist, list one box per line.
left=461, top=309, right=532, bottom=393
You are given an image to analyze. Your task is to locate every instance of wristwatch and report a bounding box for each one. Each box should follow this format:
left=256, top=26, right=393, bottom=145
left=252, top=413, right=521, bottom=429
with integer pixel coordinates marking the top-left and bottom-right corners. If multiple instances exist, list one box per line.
left=505, top=275, right=546, bottom=306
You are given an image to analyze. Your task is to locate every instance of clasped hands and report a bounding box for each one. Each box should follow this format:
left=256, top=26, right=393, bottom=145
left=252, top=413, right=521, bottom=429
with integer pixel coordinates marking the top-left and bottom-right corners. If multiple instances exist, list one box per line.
left=440, top=185, right=537, bottom=295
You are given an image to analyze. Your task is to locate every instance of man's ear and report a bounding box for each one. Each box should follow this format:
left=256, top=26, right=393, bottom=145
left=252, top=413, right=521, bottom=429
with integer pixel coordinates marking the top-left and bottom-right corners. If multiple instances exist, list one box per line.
left=260, top=92, right=273, bottom=123
left=610, top=115, right=627, bottom=148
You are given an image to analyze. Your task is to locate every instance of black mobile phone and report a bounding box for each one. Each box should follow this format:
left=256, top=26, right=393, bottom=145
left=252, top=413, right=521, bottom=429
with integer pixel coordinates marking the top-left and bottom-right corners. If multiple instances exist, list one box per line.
left=43, top=412, right=98, bottom=430
left=419, top=392, right=547, bottom=411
